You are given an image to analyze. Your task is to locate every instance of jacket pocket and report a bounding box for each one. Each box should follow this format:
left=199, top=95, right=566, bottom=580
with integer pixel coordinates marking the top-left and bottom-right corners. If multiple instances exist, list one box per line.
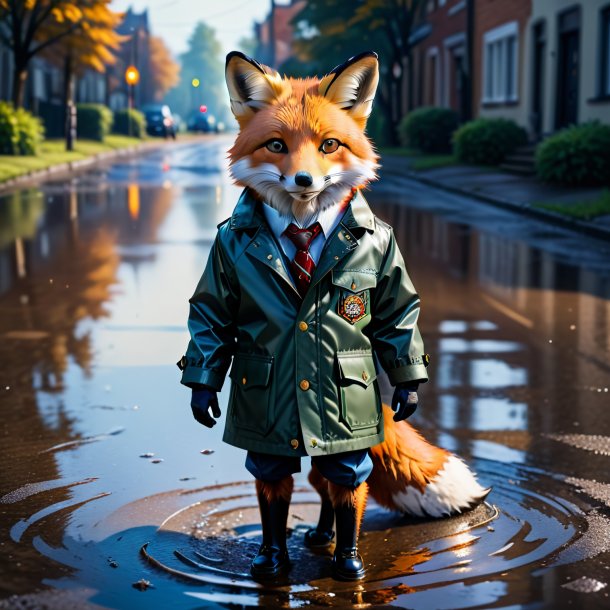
left=336, top=351, right=381, bottom=432
left=228, top=353, right=275, bottom=436
left=332, top=270, right=377, bottom=325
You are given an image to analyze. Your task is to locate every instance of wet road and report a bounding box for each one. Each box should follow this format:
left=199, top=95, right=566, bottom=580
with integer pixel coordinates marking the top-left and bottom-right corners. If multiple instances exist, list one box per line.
left=0, top=136, right=609, bottom=609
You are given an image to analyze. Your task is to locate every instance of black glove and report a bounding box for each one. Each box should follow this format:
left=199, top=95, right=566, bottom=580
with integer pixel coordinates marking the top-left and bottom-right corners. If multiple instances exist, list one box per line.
left=391, top=382, right=419, bottom=422
left=190, top=386, right=221, bottom=428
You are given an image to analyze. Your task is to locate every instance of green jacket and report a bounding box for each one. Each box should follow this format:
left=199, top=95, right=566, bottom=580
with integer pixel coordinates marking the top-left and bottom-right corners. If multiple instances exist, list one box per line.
left=179, top=188, right=429, bottom=457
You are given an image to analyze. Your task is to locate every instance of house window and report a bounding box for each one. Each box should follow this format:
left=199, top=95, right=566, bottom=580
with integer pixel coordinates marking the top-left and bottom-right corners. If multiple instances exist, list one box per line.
left=483, top=21, right=519, bottom=103
left=601, top=7, right=610, bottom=96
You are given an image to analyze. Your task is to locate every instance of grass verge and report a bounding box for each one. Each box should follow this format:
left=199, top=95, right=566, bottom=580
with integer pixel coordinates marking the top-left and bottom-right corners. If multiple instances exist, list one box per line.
left=0, top=135, right=146, bottom=183
left=533, top=189, right=610, bottom=220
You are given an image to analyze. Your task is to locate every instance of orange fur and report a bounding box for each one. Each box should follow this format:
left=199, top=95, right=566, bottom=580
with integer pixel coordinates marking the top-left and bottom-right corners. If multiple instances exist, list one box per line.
left=328, top=482, right=369, bottom=537
left=256, top=476, right=294, bottom=503
left=367, top=405, right=450, bottom=511
left=308, top=464, right=331, bottom=502
left=228, top=78, right=378, bottom=183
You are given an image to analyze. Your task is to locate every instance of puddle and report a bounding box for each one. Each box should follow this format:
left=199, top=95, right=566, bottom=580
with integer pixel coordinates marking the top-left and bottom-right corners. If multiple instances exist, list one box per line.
left=1, top=138, right=610, bottom=608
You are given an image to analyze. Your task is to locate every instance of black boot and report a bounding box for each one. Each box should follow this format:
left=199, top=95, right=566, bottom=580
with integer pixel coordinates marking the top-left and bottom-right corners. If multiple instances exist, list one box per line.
left=251, top=483, right=291, bottom=580
left=332, top=500, right=365, bottom=581
left=304, top=498, right=335, bottom=549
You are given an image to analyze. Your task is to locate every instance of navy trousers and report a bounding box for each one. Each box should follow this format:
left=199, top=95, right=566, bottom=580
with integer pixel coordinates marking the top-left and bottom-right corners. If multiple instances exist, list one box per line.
left=246, top=449, right=373, bottom=489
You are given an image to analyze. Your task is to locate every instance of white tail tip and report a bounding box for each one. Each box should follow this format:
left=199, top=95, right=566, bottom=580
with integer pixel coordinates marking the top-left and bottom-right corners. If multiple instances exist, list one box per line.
left=392, top=455, right=491, bottom=518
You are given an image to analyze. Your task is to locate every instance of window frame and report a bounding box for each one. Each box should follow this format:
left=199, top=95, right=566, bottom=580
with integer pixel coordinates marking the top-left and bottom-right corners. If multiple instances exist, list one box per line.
left=482, top=21, right=519, bottom=104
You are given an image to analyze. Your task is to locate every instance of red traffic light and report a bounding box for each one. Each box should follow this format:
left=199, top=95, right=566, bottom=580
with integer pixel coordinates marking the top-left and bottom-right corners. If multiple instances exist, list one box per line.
left=199, top=105, right=207, bottom=113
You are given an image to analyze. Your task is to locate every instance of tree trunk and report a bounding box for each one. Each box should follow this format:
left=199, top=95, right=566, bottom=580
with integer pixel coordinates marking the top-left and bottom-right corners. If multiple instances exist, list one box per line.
left=63, top=53, right=76, bottom=151
left=11, top=63, right=28, bottom=108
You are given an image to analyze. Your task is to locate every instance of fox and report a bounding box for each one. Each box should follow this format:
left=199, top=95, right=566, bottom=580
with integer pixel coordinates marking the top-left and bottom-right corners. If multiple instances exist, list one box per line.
left=181, top=50, right=489, bottom=583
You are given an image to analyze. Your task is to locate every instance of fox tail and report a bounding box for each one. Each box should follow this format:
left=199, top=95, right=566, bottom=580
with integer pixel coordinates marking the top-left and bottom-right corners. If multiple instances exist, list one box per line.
left=366, top=405, right=490, bottom=518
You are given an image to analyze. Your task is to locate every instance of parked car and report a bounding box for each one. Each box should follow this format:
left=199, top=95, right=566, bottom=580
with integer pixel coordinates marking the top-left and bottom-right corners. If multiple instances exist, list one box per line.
left=142, top=104, right=177, bottom=139
left=187, top=111, right=218, bottom=133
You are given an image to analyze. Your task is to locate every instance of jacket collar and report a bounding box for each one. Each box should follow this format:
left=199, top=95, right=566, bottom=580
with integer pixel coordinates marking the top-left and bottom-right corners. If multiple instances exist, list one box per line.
left=229, top=188, right=376, bottom=233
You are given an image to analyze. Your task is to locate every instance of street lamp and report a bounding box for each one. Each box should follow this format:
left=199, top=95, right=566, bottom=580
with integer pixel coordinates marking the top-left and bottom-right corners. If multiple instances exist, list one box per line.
left=125, top=65, right=140, bottom=110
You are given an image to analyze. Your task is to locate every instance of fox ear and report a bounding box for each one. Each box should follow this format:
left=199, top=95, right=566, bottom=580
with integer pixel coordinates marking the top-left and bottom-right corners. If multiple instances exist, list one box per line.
left=225, top=51, right=284, bottom=122
left=319, top=52, right=379, bottom=125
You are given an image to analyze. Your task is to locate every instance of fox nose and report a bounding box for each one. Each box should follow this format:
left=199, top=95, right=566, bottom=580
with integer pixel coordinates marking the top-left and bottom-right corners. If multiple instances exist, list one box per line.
left=294, top=171, right=313, bottom=187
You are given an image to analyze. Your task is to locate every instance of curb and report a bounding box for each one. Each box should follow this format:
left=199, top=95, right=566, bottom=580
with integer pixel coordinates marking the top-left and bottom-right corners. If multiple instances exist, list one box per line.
left=382, top=162, right=610, bottom=243
left=0, top=140, right=167, bottom=195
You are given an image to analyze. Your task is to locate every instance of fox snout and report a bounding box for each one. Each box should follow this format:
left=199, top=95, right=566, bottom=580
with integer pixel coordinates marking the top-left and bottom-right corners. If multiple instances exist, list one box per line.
left=294, top=172, right=313, bottom=187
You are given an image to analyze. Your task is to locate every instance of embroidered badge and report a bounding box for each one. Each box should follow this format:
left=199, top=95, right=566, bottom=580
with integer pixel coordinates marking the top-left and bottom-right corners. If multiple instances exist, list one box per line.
left=338, top=292, right=368, bottom=324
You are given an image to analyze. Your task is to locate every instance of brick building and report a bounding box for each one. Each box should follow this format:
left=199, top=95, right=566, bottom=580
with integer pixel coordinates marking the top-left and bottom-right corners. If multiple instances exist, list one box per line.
left=411, top=0, right=471, bottom=121
left=255, top=0, right=306, bottom=70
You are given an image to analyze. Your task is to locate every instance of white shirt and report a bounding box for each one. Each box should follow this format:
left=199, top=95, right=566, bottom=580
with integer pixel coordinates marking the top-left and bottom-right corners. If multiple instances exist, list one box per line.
left=262, top=200, right=349, bottom=266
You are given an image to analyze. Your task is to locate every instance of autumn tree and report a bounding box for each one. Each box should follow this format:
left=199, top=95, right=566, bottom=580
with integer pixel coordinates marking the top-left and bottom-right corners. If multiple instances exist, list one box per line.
left=41, top=0, right=124, bottom=149
left=148, top=35, right=180, bottom=101
left=291, top=0, right=426, bottom=144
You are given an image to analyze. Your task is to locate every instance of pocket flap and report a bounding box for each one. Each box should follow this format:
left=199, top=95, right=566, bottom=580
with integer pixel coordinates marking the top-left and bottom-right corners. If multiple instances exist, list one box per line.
left=332, top=270, right=377, bottom=292
left=229, top=354, right=273, bottom=389
left=337, top=352, right=377, bottom=388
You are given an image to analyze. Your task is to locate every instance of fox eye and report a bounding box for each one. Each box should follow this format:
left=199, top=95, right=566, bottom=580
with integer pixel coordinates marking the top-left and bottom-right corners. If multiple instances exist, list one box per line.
left=265, top=139, right=288, bottom=153
left=320, top=138, right=340, bottom=154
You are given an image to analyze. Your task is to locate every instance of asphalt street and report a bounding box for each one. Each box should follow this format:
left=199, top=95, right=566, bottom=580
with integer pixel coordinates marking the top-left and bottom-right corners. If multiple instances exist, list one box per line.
left=0, top=135, right=609, bottom=609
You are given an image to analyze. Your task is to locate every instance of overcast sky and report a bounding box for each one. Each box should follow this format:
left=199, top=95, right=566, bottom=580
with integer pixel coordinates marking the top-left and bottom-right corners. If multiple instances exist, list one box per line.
left=111, top=0, right=276, bottom=58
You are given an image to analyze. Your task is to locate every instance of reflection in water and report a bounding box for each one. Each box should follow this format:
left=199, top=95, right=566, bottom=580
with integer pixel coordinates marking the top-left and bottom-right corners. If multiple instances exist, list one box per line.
left=0, top=145, right=609, bottom=607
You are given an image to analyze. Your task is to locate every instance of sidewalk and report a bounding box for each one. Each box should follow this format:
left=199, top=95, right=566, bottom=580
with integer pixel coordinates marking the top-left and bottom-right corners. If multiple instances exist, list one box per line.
left=381, top=155, right=610, bottom=242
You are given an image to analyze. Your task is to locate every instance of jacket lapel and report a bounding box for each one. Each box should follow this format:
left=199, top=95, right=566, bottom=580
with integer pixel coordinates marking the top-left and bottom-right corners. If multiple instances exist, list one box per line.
left=309, top=191, right=376, bottom=289
left=230, top=188, right=376, bottom=298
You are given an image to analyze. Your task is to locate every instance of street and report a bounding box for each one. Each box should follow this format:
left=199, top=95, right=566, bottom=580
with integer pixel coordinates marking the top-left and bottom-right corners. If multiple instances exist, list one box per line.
left=0, top=136, right=609, bottom=609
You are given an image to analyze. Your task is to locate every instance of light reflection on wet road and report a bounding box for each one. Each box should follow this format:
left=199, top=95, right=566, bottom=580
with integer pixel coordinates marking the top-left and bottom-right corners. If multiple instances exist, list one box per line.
left=0, top=136, right=609, bottom=609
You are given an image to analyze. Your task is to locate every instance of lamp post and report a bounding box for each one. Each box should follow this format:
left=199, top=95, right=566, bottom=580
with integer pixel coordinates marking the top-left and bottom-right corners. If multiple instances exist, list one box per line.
left=125, top=65, right=140, bottom=137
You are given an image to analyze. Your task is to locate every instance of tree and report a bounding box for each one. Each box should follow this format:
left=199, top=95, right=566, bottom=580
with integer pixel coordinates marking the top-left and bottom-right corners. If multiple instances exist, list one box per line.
left=0, top=0, right=86, bottom=107
left=165, top=21, right=226, bottom=122
left=41, top=0, right=124, bottom=149
left=291, top=0, right=426, bottom=145
left=148, top=35, right=180, bottom=101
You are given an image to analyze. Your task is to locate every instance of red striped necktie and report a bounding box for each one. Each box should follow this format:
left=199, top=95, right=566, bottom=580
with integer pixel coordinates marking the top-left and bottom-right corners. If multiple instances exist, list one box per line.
left=283, top=222, right=323, bottom=297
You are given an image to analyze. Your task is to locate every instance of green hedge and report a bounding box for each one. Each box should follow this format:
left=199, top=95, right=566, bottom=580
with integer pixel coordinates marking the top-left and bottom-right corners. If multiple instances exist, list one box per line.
left=76, top=103, right=113, bottom=141
left=0, top=102, right=44, bottom=155
left=453, top=118, right=527, bottom=165
left=536, top=121, right=610, bottom=186
left=113, top=109, right=146, bottom=138
left=398, top=107, right=459, bottom=153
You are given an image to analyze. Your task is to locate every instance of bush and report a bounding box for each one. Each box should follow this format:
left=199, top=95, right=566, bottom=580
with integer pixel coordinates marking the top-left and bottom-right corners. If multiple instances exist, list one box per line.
left=0, top=102, right=19, bottom=155
left=14, top=107, right=44, bottom=154
left=453, top=118, right=527, bottom=165
left=0, top=102, right=44, bottom=155
left=76, top=103, right=113, bottom=141
left=113, top=108, right=146, bottom=138
left=398, top=107, right=459, bottom=153
left=536, top=121, right=610, bottom=186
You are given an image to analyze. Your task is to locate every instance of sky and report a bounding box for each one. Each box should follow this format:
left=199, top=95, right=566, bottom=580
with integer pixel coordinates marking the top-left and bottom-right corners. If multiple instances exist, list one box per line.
left=111, top=0, right=275, bottom=58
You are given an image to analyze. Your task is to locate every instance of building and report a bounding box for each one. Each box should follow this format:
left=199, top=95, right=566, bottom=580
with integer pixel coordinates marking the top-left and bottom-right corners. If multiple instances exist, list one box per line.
left=525, top=0, right=610, bottom=137
left=411, top=0, right=471, bottom=121
left=409, top=0, right=610, bottom=139
left=255, top=0, right=306, bottom=70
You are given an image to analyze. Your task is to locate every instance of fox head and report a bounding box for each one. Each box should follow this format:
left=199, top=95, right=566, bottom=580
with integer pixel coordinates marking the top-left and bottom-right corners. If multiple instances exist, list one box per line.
left=225, top=51, right=380, bottom=224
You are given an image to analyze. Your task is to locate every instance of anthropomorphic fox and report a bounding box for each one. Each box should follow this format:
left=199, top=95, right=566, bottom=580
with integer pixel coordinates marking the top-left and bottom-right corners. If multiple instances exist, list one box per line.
left=179, top=51, right=489, bottom=582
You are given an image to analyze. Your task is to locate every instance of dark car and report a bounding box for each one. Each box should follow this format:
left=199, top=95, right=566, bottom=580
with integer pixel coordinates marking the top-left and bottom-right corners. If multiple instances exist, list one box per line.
left=142, top=104, right=177, bottom=139
left=187, top=112, right=218, bottom=133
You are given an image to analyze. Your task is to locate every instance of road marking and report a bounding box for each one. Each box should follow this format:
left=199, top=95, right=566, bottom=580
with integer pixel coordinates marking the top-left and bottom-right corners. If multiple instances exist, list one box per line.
left=481, top=294, right=534, bottom=329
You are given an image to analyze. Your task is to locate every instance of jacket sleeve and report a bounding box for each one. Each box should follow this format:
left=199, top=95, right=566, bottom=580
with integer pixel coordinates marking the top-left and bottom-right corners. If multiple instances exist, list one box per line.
left=368, top=228, right=429, bottom=386
left=178, top=228, right=239, bottom=390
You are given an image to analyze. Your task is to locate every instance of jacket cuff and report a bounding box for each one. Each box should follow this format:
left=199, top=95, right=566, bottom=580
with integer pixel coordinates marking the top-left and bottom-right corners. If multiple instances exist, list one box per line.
left=387, top=364, right=429, bottom=386
left=179, top=364, right=225, bottom=391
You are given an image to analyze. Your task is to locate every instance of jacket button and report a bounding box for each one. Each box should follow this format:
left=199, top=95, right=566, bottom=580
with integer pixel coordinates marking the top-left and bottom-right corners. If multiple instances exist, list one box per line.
left=310, top=438, right=318, bottom=448
left=299, top=379, right=310, bottom=391
left=242, top=377, right=247, bottom=385
left=290, top=439, right=299, bottom=449
left=298, top=321, right=308, bottom=332
left=362, top=371, right=368, bottom=381
left=351, top=282, right=357, bottom=290
left=267, top=254, right=273, bottom=260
